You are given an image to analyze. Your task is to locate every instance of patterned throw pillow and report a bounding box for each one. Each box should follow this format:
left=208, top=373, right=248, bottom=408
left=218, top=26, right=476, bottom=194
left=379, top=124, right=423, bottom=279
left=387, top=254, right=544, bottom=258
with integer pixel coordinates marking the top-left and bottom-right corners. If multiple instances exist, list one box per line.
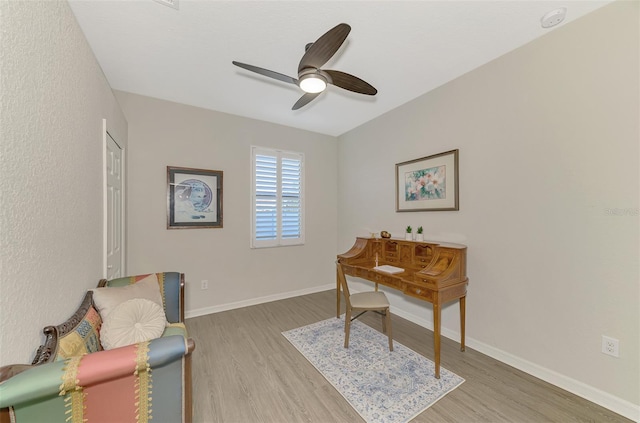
left=56, top=306, right=103, bottom=360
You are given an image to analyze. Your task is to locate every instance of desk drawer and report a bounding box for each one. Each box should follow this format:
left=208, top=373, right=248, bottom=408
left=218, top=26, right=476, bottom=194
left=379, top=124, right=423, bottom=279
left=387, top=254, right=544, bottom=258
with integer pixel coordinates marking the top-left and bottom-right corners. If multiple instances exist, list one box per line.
left=373, top=273, right=403, bottom=290
left=404, top=284, right=433, bottom=301
left=354, top=267, right=371, bottom=279
left=415, top=276, right=436, bottom=285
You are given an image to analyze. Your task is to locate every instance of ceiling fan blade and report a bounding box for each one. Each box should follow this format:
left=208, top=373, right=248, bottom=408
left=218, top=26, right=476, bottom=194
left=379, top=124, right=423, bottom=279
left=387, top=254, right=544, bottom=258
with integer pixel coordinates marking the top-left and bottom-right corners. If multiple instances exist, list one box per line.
left=298, top=23, right=351, bottom=73
left=292, top=92, right=321, bottom=110
left=324, top=70, right=377, bottom=95
left=232, top=61, right=298, bottom=85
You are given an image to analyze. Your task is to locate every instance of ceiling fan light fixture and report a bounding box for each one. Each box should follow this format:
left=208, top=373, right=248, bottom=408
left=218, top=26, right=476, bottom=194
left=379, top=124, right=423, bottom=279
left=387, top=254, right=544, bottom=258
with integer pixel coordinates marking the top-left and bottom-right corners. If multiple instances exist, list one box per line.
left=232, top=23, right=376, bottom=109
left=299, top=74, right=327, bottom=93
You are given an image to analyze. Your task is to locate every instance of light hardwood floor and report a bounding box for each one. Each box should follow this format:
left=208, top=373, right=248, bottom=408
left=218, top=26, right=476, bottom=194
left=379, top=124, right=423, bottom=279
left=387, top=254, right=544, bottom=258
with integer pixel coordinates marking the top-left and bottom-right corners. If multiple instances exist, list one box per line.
left=186, top=290, right=631, bottom=423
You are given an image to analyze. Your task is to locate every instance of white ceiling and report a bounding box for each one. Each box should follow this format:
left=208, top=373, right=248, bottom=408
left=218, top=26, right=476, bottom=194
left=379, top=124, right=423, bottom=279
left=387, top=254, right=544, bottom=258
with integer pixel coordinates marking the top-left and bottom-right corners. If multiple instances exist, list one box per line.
left=68, top=0, right=612, bottom=137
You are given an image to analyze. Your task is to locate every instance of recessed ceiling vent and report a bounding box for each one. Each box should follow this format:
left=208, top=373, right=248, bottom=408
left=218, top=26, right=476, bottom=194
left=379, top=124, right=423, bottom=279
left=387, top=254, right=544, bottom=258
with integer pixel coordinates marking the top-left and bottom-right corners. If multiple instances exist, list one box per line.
left=541, top=8, right=566, bottom=28
left=153, top=0, right=179, bottom=10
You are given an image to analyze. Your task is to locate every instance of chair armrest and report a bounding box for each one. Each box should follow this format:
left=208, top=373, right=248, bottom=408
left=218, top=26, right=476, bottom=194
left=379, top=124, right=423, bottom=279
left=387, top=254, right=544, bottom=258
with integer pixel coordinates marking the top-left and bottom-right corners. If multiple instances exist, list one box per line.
left=0, top=365, right=35, bottom=423
left=0, top=336, right=189, bottom=410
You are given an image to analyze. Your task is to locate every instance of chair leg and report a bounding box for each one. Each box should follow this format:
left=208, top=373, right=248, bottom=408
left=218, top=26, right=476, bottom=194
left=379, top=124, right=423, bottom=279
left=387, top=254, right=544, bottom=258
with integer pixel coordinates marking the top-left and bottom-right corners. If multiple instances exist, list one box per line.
left=344, top=308, right=351, bottom=348
left=386, top=308, right=393, bottom=352
left=381, top=311, right=387, bottom=334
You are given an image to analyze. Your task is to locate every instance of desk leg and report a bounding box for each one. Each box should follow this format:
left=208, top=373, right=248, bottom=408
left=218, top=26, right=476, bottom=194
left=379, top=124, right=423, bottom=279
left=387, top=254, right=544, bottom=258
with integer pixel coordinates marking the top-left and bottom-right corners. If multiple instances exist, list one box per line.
left=336, top=271, right=341, bottom=318
left=460, top=296, right=466, bottom=352
left=434, top=302, right=441, bottom=379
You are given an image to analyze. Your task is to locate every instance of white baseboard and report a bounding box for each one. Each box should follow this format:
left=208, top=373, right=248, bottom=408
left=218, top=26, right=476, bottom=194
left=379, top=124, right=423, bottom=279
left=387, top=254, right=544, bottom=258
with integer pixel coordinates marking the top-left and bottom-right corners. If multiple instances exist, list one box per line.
left=185, top=286, right=639, bottom=422
left=390, top=306, right=640, bottom=422
left=185, top=283, right=335, bottom=319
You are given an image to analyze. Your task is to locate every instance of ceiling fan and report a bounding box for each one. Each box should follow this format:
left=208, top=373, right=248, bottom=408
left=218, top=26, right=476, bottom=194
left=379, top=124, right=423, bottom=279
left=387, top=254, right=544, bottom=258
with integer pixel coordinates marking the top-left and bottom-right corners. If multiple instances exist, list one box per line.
left=232, top=23, right=377, bottom=110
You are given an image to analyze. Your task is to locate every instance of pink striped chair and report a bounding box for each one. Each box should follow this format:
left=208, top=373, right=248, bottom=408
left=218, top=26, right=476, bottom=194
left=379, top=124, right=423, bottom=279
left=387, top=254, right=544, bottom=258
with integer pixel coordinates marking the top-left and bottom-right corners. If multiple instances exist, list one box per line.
left=0, top=272, right=195, bottom=423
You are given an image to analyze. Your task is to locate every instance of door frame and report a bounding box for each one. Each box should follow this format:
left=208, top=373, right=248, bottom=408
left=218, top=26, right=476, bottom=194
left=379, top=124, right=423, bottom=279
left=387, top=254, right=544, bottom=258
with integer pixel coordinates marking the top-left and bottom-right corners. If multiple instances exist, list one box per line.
left=103, top=119, right=126, bottom=279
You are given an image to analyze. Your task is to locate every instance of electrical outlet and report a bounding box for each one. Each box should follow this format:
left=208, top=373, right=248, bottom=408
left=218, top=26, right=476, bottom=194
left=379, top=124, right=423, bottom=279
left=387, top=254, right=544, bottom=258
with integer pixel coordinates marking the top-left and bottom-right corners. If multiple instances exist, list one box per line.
left=601, top=335, right=619, bottom=357
left=201, top=280, right=209, bottom=290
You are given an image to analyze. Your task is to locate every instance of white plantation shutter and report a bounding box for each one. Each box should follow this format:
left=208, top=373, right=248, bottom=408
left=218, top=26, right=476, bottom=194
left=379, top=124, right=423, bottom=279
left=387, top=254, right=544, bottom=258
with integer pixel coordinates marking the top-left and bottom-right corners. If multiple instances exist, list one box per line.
left=281, top=156, right=302, bottom=239
left=252, top=147, right=304, bottom=248
left=255, top=154, right=278, bottom=241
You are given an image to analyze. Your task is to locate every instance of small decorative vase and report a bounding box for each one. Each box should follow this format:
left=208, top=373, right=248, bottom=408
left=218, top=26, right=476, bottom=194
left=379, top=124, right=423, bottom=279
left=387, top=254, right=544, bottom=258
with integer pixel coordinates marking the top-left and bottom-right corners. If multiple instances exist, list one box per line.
left=405, top=233, right=412, bottom=241
left=416, top=233, right=424, bottom=242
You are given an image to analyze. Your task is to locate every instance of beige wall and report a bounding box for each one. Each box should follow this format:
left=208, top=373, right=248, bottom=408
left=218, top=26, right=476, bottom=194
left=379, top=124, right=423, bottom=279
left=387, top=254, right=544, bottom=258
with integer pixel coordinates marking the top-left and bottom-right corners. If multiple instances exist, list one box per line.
left=0, top=0, right=636, bottom=418
left=113, top=91, right=338, bottom=315
left=0, top=1, right=128, bottom=364
left=338, top=0, right=638, bottom=416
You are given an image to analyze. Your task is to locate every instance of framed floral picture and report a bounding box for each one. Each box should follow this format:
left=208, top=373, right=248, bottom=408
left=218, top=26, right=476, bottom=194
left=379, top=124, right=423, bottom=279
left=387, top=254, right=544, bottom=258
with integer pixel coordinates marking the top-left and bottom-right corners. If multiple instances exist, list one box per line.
left=396, top=149, right=459, bottom=212
left=167, top=166, right=223, bottom=228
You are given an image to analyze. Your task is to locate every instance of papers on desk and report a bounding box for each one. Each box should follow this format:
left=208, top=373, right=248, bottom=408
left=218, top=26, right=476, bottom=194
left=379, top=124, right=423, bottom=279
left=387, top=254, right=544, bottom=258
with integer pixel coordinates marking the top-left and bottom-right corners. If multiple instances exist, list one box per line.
left=374, top=265, right=404, bottom=274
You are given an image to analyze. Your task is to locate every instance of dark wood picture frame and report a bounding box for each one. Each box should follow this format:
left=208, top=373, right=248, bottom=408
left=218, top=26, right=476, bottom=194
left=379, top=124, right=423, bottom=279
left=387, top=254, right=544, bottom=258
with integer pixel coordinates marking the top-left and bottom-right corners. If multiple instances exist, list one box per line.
left=167, top=166, right=223, bottom=229
left=396, top=149, right=459, bottom=212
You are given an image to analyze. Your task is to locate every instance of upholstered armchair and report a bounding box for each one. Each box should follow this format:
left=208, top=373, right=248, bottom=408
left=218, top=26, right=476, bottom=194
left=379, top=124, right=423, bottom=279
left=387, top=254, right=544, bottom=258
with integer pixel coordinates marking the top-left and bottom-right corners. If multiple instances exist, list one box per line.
left=0, top=272, right=195, bottom=423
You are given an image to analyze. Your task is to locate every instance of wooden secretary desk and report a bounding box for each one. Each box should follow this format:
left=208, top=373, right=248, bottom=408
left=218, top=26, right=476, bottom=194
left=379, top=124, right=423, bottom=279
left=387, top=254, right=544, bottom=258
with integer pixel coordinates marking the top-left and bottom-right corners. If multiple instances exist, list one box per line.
left=337, top=237, right=468, bottom=378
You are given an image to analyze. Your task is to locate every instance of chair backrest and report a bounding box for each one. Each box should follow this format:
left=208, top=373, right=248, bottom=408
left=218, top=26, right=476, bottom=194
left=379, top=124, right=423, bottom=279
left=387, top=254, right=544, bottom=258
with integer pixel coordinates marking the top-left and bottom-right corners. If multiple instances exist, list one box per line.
left=336, top=263, right=352, bottom=308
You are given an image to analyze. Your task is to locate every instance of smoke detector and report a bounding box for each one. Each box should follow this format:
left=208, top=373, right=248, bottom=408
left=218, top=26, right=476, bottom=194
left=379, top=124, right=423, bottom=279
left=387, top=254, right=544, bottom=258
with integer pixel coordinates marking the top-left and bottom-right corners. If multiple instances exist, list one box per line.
left=541, top=8, right=566, bottom=28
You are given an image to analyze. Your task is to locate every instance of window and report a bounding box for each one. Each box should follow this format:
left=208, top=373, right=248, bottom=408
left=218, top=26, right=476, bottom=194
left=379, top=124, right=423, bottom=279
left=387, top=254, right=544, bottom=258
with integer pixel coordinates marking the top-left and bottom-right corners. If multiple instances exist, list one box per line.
left=251, top=146, right=304, bottom=248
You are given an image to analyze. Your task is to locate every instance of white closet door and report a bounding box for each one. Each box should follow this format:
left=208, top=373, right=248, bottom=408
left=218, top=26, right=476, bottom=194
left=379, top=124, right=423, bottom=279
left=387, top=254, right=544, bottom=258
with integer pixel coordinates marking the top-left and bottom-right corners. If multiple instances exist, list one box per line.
left=105, top=129, right=124, bottom=279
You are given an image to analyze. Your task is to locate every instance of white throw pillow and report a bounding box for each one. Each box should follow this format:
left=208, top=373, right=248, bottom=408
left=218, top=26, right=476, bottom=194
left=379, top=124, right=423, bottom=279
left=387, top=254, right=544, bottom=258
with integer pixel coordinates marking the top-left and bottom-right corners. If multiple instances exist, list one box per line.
left=92, top=273, right=165, bottom=322
left=100, top=298, right=166, bottom=350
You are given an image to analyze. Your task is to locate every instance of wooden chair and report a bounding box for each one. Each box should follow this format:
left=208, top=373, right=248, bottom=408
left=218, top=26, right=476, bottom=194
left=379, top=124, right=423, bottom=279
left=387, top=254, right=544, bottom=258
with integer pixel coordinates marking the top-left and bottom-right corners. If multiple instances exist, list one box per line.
left=337, top=262, right=393, bottom=351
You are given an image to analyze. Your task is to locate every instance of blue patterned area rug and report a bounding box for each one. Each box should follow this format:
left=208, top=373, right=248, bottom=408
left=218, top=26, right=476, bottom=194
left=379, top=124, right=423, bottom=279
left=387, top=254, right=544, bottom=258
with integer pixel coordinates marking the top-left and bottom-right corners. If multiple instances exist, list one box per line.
left=282, top=317, right=464, bottom=423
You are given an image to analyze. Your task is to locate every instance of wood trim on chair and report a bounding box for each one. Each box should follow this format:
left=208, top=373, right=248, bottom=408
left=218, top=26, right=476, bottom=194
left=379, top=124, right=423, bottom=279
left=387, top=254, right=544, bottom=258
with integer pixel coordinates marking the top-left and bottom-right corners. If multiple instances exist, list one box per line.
left=0, top=364, right=33, bottom=382
left=180, top=273, right=186, bottom=323
left=184, top=338, right=196, bottom=423
left=0, top=407, right=11, bottom=423
left=31, top=291, right=95, bottom=365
